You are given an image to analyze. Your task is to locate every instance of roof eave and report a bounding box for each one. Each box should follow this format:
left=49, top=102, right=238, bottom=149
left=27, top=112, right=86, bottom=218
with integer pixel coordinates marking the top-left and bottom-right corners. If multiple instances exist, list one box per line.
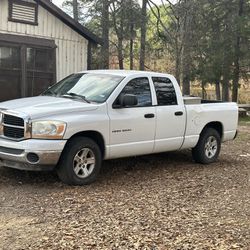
left=36, top=0, right=102, bottom=45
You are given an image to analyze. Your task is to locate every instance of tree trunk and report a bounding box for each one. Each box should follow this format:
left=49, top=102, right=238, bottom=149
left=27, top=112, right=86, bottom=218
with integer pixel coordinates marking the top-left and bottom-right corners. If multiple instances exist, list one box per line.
left=181, top=1, right=192, bottom=95
left=72, top=0, right=78, bottom=21
left=175, top=43, right=181, bottom=85
left=118, top=37, right=124, bottom=69
left=221, top=23, right=231, bottom=101
left=221, top=7, right=234, bottom=102
left=101, top=0, right=109, bottom=69
left=201, top=81, right=206, bottom=99
left=232, top=39, right=240, bottom=102
left=130, top=24, right=134, bottom=70
left=139, top=0, right=147, bottom=70
left=182, top=43, right=190, bottom=95
left=215, top=80, right=221, bottom=100
left=222, top=72, right=230, bottom=101
left=232, top=0, right=243, bottom=102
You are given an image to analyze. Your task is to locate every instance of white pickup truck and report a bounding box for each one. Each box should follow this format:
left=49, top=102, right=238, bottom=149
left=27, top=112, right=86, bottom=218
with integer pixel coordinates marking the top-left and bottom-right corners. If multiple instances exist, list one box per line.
left=0, top=70, right=238, bottom=185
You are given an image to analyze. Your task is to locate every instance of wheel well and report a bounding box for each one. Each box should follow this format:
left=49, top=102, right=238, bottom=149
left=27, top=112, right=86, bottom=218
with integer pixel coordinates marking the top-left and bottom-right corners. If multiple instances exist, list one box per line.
left=69, top=131, right=105, bottom=158
left=203, top=122, right=223, bottom=138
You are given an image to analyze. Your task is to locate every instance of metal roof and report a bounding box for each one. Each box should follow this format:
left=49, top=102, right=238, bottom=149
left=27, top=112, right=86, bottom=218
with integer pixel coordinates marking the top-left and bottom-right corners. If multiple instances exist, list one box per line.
left=36, top=0, right=102, bottom=44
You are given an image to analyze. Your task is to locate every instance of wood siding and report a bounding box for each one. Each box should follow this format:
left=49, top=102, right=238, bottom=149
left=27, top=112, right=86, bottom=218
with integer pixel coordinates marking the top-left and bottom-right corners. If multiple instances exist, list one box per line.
left=0, top=0, right=88, bottom=81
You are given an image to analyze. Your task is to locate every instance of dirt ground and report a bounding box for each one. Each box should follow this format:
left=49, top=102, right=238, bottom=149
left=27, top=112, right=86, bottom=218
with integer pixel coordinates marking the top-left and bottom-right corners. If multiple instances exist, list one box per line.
left=0, top=125, right=249, bottom=250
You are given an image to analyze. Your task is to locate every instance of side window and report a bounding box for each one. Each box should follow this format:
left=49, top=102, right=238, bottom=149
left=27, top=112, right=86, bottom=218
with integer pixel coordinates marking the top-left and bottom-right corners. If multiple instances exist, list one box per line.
left=152, top=77, right=177, bottom=105
left=115, top=77, right=152, bottom=107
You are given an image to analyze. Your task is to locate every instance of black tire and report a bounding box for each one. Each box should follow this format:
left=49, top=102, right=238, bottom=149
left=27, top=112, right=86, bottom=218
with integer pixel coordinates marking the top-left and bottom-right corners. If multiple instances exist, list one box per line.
left=57, top=137, right=102, bottom=185
left=192, top=127, right=221, bottom=164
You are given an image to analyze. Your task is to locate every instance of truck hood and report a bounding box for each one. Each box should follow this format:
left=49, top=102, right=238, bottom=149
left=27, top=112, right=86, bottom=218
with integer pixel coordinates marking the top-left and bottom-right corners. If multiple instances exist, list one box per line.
left=0, top=96, right=98, bottom=119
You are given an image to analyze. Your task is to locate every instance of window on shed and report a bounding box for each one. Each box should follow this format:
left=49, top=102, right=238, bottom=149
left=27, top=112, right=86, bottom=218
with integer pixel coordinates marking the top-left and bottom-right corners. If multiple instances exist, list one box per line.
left=8, top=0, right=38, bottom=25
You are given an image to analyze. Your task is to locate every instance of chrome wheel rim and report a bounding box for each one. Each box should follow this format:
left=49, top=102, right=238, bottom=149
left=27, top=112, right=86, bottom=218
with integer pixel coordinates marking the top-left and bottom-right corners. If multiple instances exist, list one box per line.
left=73, top=148, right=95, bottom=178
left=205, top=136, right=218, bottom=159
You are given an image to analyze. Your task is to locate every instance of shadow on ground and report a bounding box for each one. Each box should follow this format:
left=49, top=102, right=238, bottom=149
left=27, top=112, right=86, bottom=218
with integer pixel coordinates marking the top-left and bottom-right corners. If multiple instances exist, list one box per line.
left=0, top=150, right=195, bottom=186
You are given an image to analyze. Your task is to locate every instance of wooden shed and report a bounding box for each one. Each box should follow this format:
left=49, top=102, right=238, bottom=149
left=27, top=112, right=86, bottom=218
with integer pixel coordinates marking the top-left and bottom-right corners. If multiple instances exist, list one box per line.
left=0, top=0, right=102, bottom=102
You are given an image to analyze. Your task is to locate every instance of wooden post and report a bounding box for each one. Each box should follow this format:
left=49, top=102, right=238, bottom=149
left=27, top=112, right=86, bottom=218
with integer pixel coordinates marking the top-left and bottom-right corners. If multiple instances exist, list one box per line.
left=87, top=42, right=92, bottom=70
left=21, top=45, right=27, bottom=97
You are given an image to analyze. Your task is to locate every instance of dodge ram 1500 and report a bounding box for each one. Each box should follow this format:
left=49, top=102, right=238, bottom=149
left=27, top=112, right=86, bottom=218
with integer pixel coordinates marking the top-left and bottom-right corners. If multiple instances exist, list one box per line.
left=0, top=70, right=238, bottom=185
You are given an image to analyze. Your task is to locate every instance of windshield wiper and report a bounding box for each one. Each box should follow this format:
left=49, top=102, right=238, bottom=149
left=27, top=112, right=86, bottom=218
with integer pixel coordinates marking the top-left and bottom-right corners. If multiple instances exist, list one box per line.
left=42, top=88, right=56, bottom=96
left=62, top=92, right=91, bottom=103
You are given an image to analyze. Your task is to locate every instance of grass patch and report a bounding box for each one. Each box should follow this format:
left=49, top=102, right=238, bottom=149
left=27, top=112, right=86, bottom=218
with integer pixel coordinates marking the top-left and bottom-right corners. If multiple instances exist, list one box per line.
left=237, top=131, right=250, bottom=142
left=239, top=116, right=250, bottom=126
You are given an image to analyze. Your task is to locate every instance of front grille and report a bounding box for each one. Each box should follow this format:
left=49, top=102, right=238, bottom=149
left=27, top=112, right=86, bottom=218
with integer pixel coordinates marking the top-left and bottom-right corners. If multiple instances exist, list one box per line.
left=3, top=114, right=24, bottom=126
left=2, top=114, right=25, bottom=140
left=3, top=126, right=25, bottom=139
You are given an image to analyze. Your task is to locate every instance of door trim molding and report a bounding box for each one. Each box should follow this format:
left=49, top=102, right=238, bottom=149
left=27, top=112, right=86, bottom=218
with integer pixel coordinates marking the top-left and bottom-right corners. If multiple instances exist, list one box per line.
left=0, top=33, right=57, bottom=48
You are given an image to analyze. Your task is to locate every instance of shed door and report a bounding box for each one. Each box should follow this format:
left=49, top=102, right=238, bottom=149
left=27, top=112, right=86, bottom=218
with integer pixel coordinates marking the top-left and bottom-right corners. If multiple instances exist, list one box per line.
left=0, top=45, right=22, bottom=101
left=26, top=47, right=56, bottom=97
left=0, top=43, right=56, bottom=102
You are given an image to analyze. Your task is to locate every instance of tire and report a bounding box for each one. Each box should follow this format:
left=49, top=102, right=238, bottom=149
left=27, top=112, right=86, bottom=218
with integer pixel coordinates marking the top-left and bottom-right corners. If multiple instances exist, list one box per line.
left=57, top=137, right=102, bottom=185
left=192, top=128, right=221, bottom=164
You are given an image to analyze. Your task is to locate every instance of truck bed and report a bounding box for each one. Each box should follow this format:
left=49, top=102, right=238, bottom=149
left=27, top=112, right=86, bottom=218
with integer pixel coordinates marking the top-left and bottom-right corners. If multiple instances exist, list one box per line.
left=183, top=96, right=229, bottom=105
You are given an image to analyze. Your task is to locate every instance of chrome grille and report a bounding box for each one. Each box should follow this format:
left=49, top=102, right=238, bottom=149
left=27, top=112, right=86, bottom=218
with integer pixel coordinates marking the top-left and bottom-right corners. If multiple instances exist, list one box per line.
left=3, top=126, right=25, bottom=139
left=2, top=114, right=25, bottom=140
left=3, top=114, right=24, bottom=127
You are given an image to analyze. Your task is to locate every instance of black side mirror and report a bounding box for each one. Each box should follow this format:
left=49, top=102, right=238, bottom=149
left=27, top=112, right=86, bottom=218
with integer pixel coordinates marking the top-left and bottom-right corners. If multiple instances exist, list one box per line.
left=113, top=94, right=138, bottom=108
left=121, top=94, right=138, bottom=107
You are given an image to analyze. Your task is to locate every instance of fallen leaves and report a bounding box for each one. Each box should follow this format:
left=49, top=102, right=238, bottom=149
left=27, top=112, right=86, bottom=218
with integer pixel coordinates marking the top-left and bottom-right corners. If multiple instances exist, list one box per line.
left=0, top=126, right=249, bottom=249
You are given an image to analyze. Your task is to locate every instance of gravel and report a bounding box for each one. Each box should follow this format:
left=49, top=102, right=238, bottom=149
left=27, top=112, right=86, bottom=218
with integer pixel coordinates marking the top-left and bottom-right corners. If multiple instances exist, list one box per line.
left=0, top=125, right=249, bottom=250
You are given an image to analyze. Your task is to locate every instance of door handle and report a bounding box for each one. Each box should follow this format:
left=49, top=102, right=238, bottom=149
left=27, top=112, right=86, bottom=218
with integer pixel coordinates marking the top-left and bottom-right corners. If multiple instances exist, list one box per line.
left=144, top=113, right=155, bottom=118
left=175, top=111, right=183, bottom=116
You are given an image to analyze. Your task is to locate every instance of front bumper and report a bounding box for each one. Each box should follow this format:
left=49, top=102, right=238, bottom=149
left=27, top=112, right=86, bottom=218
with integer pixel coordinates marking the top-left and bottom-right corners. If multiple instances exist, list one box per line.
left=0, top=138, right=67, bottom=171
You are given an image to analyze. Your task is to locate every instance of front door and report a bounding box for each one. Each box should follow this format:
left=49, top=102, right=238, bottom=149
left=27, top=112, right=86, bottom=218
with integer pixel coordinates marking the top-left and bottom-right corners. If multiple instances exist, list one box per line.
left=108, top=77, right=156, bottom=159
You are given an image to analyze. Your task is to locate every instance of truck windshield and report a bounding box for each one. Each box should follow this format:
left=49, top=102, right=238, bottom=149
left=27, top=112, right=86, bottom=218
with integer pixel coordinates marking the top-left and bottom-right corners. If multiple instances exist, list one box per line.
left=42, top=73, right=124, bottom=103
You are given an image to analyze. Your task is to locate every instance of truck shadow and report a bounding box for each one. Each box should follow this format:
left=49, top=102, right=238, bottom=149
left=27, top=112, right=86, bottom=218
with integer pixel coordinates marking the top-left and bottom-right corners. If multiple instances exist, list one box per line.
left=0, top=150, right=232, bottom=186
left=3, top=150, right=237, bottom=188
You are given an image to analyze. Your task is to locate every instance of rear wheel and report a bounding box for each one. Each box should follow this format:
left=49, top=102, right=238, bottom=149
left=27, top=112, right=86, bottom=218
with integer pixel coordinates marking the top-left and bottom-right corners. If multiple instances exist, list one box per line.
left=57, top=137, right=102, bottom=185
left=192, top=128, right=221, bottom=164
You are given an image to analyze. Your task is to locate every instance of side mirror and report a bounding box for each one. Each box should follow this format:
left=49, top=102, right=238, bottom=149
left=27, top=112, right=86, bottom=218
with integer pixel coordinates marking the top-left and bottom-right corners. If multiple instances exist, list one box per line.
left=121, top=94, right=138, bottom=107
left=113, top=94, right=138, bottom=109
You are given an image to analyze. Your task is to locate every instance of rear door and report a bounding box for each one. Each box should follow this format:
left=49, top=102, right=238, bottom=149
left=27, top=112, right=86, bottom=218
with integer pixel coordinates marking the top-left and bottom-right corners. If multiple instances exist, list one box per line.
left=108, top=77, right=156, bottom=158
left=152, top=76, right=186, bottom=153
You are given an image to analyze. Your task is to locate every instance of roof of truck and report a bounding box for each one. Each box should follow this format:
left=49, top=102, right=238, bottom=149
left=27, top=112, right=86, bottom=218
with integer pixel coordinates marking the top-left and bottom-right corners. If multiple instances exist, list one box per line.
left=80, top=70, right=173, bottom=78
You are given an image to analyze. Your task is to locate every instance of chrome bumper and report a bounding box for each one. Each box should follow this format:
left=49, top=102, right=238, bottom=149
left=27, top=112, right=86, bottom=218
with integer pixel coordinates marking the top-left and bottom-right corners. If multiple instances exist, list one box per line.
left=0, top=138, right=67, bottom=171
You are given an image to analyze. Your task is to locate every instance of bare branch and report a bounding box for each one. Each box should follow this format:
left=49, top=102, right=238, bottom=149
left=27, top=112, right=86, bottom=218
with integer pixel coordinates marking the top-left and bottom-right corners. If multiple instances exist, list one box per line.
left=160, top=0, right=177, bottom=24
left=148, top=0, right=173, bottom=44
left=165, top=0, right=179, bottom=21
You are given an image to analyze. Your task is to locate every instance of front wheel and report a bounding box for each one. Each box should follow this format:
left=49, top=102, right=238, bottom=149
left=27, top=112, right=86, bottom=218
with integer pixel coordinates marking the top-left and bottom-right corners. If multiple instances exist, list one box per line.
left=192, top=128, right=221, bottom=164
left=57, top=137, right=102, bottom=185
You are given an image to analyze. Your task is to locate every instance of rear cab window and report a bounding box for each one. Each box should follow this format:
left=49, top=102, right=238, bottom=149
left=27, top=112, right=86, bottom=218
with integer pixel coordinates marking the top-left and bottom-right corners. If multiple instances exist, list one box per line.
left=152, top=77, right=177, bottom=106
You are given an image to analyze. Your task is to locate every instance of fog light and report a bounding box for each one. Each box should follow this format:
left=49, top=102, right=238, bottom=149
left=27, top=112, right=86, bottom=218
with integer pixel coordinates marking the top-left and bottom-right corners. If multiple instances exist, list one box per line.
left=27, top=153, right=39, bottom=163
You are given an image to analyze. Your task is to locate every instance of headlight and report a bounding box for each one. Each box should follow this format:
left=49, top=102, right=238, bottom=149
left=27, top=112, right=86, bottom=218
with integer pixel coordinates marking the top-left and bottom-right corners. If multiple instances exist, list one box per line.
left=32, top=121, right=66, bottom=139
